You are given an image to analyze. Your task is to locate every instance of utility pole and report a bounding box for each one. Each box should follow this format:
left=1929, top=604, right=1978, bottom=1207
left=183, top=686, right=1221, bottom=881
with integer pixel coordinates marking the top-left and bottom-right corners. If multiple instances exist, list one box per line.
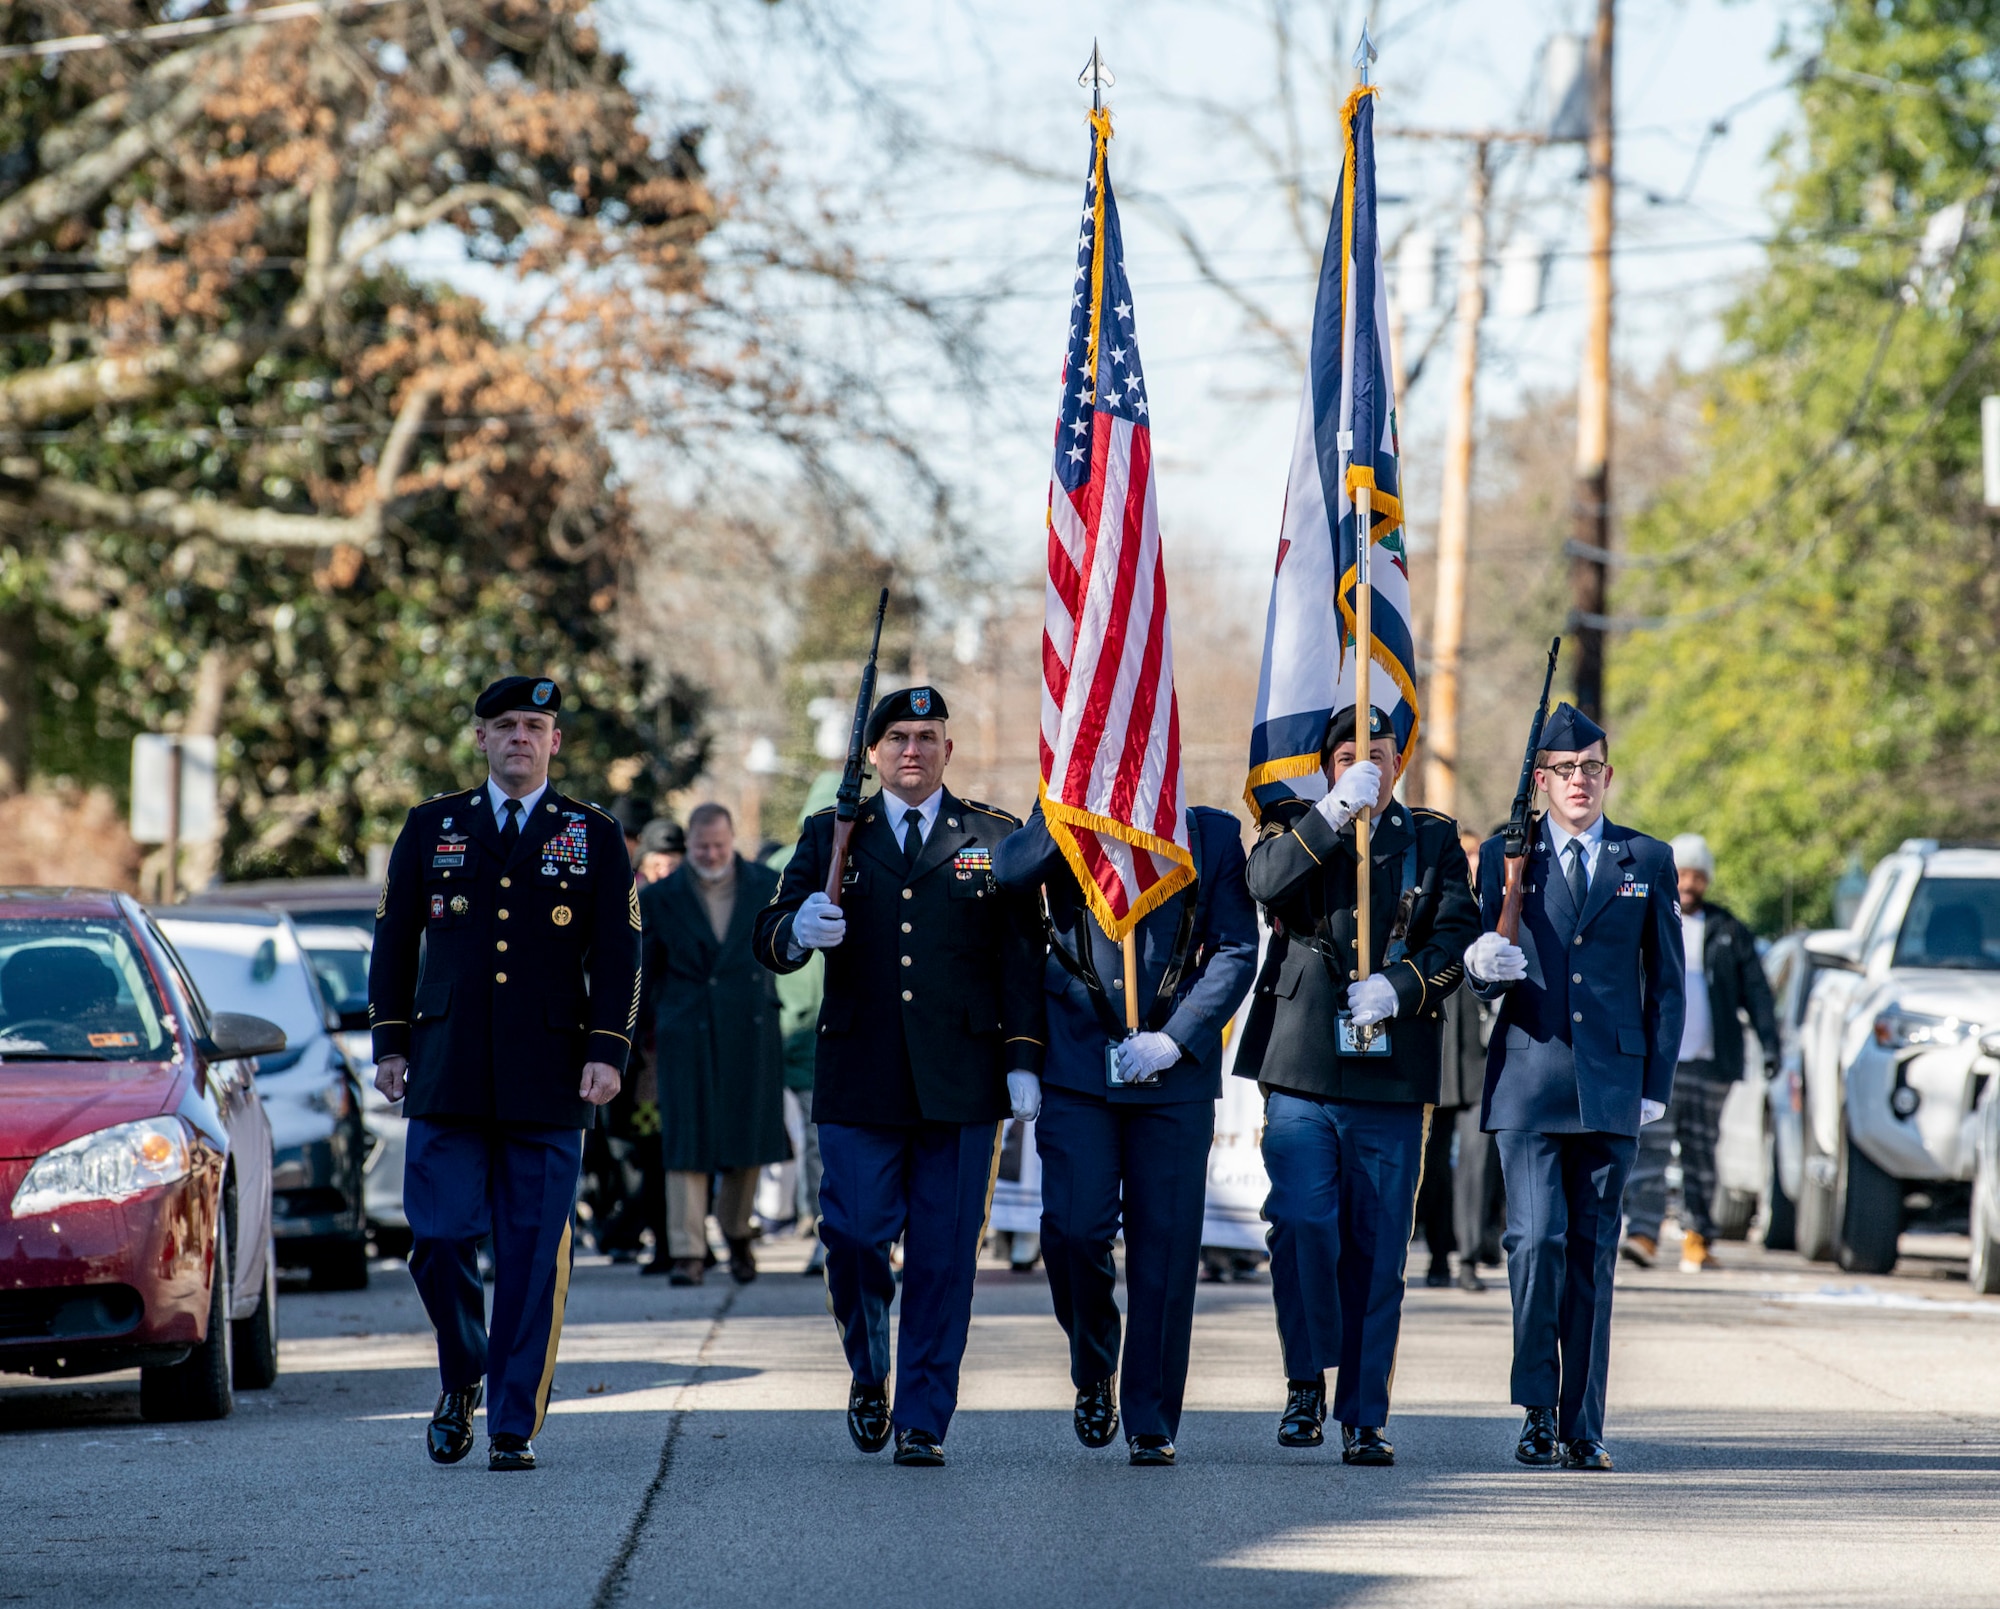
left=1569, top=0, right=1615, bottom=720
left=1423, top=139, right=1490, bottom=817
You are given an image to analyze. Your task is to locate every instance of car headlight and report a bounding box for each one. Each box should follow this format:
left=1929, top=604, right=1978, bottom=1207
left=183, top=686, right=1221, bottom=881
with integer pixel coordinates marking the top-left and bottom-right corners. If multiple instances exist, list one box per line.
left=10, top=1117, right=193, bottom=1217
left=1872, top=1009, right=1978, bottom=1051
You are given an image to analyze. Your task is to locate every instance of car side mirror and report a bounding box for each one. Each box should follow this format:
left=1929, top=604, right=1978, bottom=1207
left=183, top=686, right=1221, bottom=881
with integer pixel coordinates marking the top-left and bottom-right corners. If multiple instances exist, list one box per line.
left=1979, top=1030, right=2000, bottom=1060
left=1802, top=930, right=1862, bottom=971
left=200, top=1012, right=289, bottom=1061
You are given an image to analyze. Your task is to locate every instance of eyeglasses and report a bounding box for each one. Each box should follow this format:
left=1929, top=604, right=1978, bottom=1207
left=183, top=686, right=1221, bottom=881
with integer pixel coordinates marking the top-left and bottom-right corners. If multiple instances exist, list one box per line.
left=1542, top=760, right=1608, bottom=782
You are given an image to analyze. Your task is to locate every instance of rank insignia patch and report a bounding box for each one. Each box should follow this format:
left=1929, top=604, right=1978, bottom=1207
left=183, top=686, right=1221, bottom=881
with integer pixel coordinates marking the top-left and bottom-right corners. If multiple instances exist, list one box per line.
left=450, top=894, right=470, bottom=915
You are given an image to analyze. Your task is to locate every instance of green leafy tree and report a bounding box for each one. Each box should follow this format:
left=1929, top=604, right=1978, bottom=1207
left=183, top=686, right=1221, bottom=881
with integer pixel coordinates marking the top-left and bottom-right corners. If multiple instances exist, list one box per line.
left=1613, top=0, right=2000, bottom=931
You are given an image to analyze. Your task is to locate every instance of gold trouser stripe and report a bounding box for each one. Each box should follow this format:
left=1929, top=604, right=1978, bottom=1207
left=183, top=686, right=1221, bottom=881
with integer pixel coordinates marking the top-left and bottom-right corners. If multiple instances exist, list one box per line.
left=531, top=1215, right=575, bottom=1438
left=977, top=1119, right=1005, bottom=1242
left=1382, top=1102, right=1435, bottom=1412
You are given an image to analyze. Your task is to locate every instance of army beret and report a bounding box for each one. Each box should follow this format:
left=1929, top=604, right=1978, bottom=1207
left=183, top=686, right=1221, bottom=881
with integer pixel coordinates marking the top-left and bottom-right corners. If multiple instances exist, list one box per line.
left=1538, top=701, right=1608, bottom=755
left=865, top=685, right=949, bottom=747
left=639, top=818, right=685, bottom=856
left=475, top=675, right=562, bottom=719
left=1320, top=703, right=1393, bottom=757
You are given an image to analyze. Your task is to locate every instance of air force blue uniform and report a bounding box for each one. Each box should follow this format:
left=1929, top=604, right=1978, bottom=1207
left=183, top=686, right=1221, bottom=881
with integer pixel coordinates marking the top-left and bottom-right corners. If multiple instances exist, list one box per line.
left=993, top=805, right=1258, bottom=1443
left=369, top=774, right=640, bottom=1445
left=1474, top=815, right=1683, bottom=1445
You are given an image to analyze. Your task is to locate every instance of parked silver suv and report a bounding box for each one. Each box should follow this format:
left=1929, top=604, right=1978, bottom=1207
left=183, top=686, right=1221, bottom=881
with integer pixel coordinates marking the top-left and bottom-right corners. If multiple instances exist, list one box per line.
left=1795, top=841, right=2000, bottom=1273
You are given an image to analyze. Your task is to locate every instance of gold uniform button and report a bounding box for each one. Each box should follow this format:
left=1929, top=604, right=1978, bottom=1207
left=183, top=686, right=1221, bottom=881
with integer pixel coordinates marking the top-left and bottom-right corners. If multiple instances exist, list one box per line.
left=901, top=888, right=914, bottom=901
left=1572, top=972, right=1582, bottom=983
left=497, top=972, right=509, bottom=984
left=901, top=955, right=912, bottom=967
left=901, top=922, right=912, bottom=933
left=498, top=941, right=509, bottom=953
left=901, top=989, right=913, bottom=1002
left=500, top=877, right=511, bottom=889
left=1573, top=1011, right=1583, bottom=1022
left=498, top=909, right=510, bottom=920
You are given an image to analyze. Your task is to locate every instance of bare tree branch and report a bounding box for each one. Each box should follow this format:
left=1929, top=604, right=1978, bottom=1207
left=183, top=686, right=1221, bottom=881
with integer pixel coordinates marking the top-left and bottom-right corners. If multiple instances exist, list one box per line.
left=0, top=335, right=260, bottom=429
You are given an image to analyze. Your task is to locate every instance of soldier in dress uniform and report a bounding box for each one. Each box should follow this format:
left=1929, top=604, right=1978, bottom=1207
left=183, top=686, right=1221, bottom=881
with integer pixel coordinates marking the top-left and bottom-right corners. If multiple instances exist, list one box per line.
left=752, top=686, right=1044, bottom=1467
left=368, top=675, right=641, bottom=1473
left=1233, top=704, right=1479, bottom=1467
left=1462, top=702, right=1684, bottom=1472
left=992, top=800, right=1258, bottom=1467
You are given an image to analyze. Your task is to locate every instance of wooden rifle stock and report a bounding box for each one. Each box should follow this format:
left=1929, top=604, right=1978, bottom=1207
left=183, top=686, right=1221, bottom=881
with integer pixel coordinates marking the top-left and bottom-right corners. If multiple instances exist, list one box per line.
left=1498, top=852, right=1528, bottom=943
left=825, top=818, right=856, bottom=905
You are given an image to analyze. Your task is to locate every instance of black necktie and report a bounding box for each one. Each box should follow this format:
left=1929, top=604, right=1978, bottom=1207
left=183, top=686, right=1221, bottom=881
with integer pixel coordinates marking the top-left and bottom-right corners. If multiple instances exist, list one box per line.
left=902, top=807, right=924, bottom=864
left=500, top=797, right=522, bottom=853
left=1565, top=839, right=1589, bottom=912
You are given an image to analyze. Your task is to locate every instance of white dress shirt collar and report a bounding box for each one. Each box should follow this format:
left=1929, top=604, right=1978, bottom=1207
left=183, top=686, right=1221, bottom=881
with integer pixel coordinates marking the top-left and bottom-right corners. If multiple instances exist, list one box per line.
left=486, top=776, right=548, bottom=828
left=883, top=786, right=944, bottom=844
left=1545, top=812, right=1606, bottom=883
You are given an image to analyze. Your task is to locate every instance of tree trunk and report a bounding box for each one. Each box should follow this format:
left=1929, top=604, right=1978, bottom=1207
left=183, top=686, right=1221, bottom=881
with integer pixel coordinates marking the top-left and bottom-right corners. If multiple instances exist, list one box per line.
left=0, top=606, right=34, bottom=797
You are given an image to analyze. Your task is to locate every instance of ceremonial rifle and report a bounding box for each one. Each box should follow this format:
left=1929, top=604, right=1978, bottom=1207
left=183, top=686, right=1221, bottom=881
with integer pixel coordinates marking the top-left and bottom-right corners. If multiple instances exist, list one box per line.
left=824, top=588, right=891, bottom=904
left=1497, top=637, right=1562, bottom=944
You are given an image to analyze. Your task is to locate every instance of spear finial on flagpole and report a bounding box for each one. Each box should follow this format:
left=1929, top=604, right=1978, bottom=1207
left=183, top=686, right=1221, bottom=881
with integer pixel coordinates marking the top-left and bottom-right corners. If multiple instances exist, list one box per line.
left=1078, top=39, right=1114, bottom=112
left=1353, top=19, right=1377, bottom=86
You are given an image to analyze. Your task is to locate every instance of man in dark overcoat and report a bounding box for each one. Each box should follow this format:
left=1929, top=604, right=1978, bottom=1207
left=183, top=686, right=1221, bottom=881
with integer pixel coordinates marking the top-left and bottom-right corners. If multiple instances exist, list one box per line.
left=640, top=802, right=788, bottom=1285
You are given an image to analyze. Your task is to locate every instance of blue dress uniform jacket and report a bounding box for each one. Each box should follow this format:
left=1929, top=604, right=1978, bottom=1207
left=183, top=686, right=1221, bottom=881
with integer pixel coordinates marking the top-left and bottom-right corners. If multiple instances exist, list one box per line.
left=992, top=803, right=1259, bottom=1103
left=369, top=785, right=642, bottom=1130
left=753, top=790, right=1045, bottom=1126
left=1472, top=816, right=1685, bottom=1137
left=1234, top=798, right=1480, bottom=1103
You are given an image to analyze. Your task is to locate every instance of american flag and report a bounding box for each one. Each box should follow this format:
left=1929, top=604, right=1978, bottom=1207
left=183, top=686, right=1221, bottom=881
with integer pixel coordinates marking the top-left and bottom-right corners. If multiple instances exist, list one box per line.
left=1040, top=110, right=1193, bottom=941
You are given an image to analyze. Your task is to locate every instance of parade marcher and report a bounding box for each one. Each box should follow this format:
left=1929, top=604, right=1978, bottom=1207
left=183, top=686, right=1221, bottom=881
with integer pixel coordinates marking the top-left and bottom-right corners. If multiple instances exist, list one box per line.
left=1465, top=702, right=1684, bottom=1472
left=1621, top=832, right=1779, bottom=1273
left=1235, top=704, right=1480, bottom=1467
left=641, top=803, right=789, bottom=1286
left=993, top=799, right=1258, bottom=1467
left=368, top=675, right=640, bottom=1473
left=637, top=817, right=685, bottom=885
left=753, top=686, right=1044, bottom=1468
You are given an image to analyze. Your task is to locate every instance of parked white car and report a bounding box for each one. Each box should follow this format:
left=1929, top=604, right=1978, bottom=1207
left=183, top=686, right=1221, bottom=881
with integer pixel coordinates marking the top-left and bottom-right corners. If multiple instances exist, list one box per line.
left=1794, top=841, right=2000, bottom=1273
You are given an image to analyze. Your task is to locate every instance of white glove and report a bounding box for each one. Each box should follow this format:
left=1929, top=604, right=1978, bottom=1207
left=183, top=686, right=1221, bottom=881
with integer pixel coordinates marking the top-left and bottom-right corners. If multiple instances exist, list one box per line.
left=1465, top=930, right=1528, bottom=984
left=789, top=892, right=846, bottom=954
left=1315, top=760, right=1383, bottom=830
left=1344, top=974, right=1398, bottom=1028
left=1640, top=1098, right=1668, bottom=1126
left=1114, top=1031, right=1182, bottom=1083
left=1007, top=1071, right=1042, bottom=1122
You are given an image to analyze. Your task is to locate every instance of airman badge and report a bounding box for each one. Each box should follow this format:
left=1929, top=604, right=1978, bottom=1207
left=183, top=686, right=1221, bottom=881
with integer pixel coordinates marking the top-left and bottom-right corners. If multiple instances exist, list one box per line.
left=533, top=679, right=555, bottom=706
left=552, top=905, right=573, bottom=927
left=450, top=894, right=470, bottom=915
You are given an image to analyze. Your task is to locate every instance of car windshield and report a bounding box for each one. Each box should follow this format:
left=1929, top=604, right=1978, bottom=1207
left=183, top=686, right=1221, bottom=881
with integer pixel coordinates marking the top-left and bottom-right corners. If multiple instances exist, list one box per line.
left=302, top=943, right=369, bottom=1015
left=155, top=920, right=326, bottom=1045
left=1893, top=878, right=2000, bottom=971
left=0, top=917, right=173, bottom=1061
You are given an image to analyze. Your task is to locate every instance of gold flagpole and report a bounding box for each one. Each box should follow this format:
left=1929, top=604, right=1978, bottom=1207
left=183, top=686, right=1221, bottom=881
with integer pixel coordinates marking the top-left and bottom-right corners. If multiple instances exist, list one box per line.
left=1354, top=485, right=1374, bottom=983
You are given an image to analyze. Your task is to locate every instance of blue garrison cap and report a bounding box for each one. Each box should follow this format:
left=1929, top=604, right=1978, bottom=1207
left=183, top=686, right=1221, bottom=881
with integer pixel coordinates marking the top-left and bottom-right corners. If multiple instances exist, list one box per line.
left=1539, top=701, right=1607, bottom=754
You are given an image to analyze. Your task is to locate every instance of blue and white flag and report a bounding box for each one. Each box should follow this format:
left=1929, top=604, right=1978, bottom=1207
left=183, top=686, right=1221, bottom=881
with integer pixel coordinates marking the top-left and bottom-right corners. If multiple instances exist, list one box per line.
left=1246, top=84, right=1418, bottom=822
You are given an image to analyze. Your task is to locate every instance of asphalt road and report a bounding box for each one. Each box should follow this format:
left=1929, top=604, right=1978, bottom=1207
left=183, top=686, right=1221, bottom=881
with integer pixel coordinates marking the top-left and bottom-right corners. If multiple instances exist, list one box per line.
left=5, top=1228, right=1999, bottom=1608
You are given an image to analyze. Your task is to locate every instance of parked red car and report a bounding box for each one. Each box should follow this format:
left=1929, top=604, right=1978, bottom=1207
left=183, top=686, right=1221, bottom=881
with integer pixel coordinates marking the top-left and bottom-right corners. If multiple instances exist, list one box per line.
left=0, top=889, right=286, bottom=1420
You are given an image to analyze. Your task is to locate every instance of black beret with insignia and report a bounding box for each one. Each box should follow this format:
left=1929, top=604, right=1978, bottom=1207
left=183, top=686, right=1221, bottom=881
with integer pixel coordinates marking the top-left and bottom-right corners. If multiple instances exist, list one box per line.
left=1320, top=703, right=1393, bottom=760
left=865, top=685, right=949, bottom=747
left=475, top=675, right=562, bottom=719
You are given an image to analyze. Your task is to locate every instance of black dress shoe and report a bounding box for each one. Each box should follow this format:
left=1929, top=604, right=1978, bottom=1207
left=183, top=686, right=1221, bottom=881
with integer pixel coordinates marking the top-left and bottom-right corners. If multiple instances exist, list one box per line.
left=1563, top=1438, right=1615, bottom=1471
left=1074, top=1378, right=1119, bottom=1448
left=847, top=1382, right=892, bottom=1454
left=639, top=1256, right=671, bottom=1276
left=426, top=1383, right=482, bottom=1465
left=892, top=1428, right=945, bottom=1466
left=1456, top=1263, right=1487, bottom=1292
left=1278, top=1376, right=1327, bottom=1448
left=726, top=1236, right=758, bottom=1285
left=1515, top=1406, right=1560, bottom=1467
left=1127, top=1434, right=1176, bottom=1466
left=488, top=1433, right=536, bottom=1472
left=1341, top=1424, right=1395, bottom=1466
left=1424, top=1258, right=1452, bottom=1288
